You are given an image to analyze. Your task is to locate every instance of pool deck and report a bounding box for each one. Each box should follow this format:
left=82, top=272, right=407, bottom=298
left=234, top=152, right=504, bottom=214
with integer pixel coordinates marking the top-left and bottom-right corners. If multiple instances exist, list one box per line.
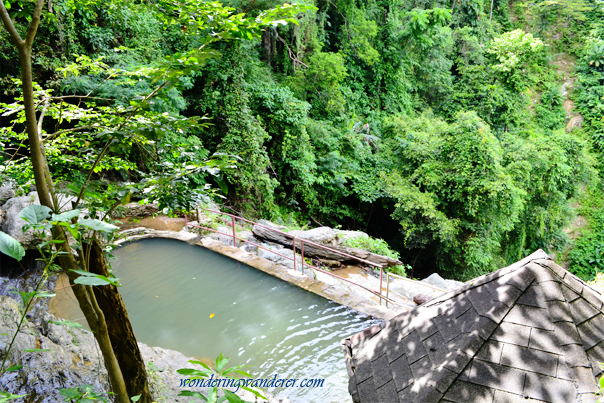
left=115, top=228, right=407, bottom=321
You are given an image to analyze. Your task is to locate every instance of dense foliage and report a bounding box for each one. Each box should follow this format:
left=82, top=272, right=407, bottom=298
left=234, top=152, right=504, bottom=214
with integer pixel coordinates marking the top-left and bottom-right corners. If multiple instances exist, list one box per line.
left=2, top=0, right=604, bottom=280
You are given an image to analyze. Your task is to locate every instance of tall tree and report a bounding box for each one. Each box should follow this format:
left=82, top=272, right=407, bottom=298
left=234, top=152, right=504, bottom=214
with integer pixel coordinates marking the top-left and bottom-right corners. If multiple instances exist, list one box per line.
left=0, top=0, right=312, bottom=401
left=0, top=0, right=133, bottom=400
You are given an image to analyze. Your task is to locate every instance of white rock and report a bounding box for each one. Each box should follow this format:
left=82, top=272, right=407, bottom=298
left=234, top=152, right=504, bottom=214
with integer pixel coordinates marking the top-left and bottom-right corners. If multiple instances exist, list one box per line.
left=0, top=184, right=15, bottom=205
left=288, top=227, right=336, bottom=246
left=421, top=273, right=460, bottom=291
left=208, top=225, right=236, bottom=246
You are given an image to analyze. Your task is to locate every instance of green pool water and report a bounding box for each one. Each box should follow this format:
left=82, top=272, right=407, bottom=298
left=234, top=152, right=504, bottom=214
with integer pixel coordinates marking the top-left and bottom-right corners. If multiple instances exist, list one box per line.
left=51, top=238, right=379, bottom=403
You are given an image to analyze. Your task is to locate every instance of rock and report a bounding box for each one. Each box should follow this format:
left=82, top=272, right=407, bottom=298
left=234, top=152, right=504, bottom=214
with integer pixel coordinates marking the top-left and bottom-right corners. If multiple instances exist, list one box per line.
left=385, top=276, right=445, bottom=303
left=334, top=230, right=369, bottom=245
left=209, top=225, right=236, bottom=246
left=0, top=192, right=84, bottom=249
left=257, top=244, right=301, bottom=269
left=257, top=219, right=288, bottom=232
left=1, top=193, right=43, bottom=249
left=252, top=222, right=402, bottom=267
left=119, top=227, right=148, bottom=237
left=413, top=294, right=433, bottom=305
left=421, top=273, right=462, bottom=291
left=240, top=243, right=258, bottom=253
left=289, top=227, right=336, bottom=245
left=566, top=114, right=584, bottom=132
left=0, top=296, right=111, bottom=402
left=118, top=202, right=159, bottom=218
left=0, top=184, right=15, bottom=205
left=237, top=231, right=258, bottom=251
left=421, top=273, right=450, bottom=290
left=180, top=221, right=199, bottom=233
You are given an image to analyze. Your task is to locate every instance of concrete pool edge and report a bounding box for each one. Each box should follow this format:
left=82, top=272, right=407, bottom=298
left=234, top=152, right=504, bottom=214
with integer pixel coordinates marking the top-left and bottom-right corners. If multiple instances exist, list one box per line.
left=114, top=229, right=403, bottom=320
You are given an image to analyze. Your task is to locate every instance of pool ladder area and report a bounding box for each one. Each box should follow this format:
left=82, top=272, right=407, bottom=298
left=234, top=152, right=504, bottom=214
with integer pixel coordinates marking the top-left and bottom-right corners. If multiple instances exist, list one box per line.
left=184, top=207, right=410, bottom=308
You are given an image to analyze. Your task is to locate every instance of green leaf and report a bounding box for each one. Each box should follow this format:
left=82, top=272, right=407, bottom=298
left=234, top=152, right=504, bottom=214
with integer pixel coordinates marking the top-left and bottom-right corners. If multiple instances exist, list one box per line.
left=131, top=395, right=141, bottom=402
left=215, top=353, right=229, bottom=373
left=78, top=219, right=119, bottom=233
left=51, top=209, right=80, bottom=222
left=240, top=386, right=266, bottom=400
left=70, top=269, right=120, bottom=286
left=18, top=290, right=34, bottom=307
left=18, top=205, right=51, bottom=225
left=176, top=368, right=211, bottom=377
left=73, top=276, right=114, bottom=286
left=121, top=192, right=131, bottom=205
left=4, top=365, right=22, bottom=372
left=70, top=269, right=94, bottom=276
left=178, top=391, right=207, bottom=400
left=64, top=225, right=80, bottom=240
left=189, top=360, right=212, bottom=371
left=208, top=386, right=218, bottom=402
left=49, top=320, right=84, bottom=329
left=3, top=0, right=11, bottom=11
left=223, top=390, right=247, bottom=403
left=23, top=348, right=50, bottom=352
left=0, top=391, right=26, bottom=403
left=35, top=291, right=55, bottom=298
left=0, top=232, right=25, bottom=261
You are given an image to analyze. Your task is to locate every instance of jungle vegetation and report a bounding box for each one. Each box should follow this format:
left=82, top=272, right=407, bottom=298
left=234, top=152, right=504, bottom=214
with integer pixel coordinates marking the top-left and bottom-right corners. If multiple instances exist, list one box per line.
left=1, top=0, right=604, bottom=282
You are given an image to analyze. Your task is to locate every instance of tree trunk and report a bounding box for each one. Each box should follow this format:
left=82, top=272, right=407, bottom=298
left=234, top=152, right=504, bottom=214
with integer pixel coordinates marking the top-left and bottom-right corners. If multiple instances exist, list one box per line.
left=53, top=231, right=130, bottom=402
left=88, top=239, right=152, bottom=402
left=0, top=2, right=140, bottom=401
left=490, top=0, right=494, bottom=21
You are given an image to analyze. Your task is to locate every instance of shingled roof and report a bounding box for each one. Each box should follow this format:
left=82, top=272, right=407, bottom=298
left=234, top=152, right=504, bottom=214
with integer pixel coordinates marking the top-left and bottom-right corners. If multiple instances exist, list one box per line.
left=342, top=250, right=604, bottom=403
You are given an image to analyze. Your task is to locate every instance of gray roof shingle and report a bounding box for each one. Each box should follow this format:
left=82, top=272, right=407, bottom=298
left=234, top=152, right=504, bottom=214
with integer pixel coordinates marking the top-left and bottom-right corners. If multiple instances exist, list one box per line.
left=342, top=250, right=604, bottom=403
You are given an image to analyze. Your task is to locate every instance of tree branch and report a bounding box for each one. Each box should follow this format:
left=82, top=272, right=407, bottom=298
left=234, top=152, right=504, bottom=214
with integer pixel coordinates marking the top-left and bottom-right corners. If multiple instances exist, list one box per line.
left=37, top=98, right=49, bottom=135
left=86, top=72, right=118, bottom=97
left=24, top=0, right=45, bottom=49
left=50, top=95, right=114, bottom=101
left=0, top=0, right=24, bottom=47
left=44, top=124, right=98, bottom=141
left=73, top=81, right=169, bottom=208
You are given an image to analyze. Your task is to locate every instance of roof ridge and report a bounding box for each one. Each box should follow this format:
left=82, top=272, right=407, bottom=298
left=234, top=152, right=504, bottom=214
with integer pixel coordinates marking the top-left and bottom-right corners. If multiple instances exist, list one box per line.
left=532, top=259, right=604, bottom=312
left=419, top=249, right=551, bottom=310
left=430, top=278, right=539, bottom=401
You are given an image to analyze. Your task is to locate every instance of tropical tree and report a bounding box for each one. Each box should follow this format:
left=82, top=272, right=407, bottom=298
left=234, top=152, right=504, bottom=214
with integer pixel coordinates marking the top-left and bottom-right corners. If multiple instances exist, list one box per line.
left=0, top=0, right=311, bottom=400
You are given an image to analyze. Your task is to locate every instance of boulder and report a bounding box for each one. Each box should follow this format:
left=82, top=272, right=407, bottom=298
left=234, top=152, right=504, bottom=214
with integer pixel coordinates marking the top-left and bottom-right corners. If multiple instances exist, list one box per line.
left=335, top=229, right=369, bottom=245
left=208, top=225, right=236, bottom=246
left=0, top=192, right=84, bottom=249
left=257, top=243, right=303, bottom=273
left=289, top=227, right=336, bottom=245
left=413, top=294, right=433, bottom=305
left=0, top=184, right=15, bottom=205
left=1, top=193, right=43, bottom=249
left=0, top=296, right=111, bottom=402
left=252, top=221, right=402, bottom=267
left=421, top=273, right=463, bottom=291
left=118, top=202, right=159, bottom=218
